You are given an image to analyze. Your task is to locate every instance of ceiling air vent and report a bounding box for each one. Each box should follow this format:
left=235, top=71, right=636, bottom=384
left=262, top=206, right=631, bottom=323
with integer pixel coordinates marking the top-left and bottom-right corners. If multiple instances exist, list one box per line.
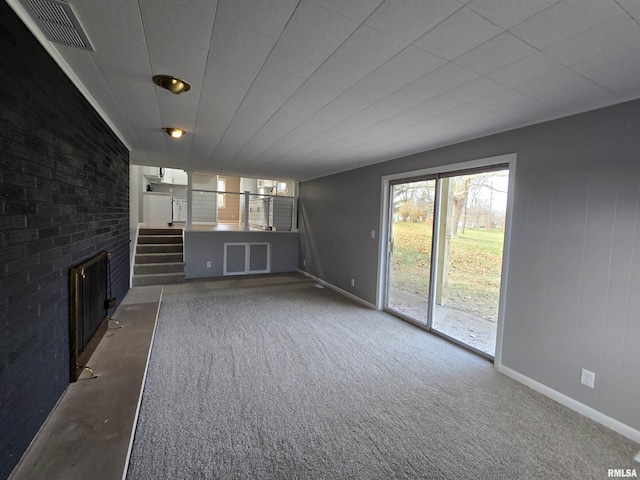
left=22, top=0, right=93, bottom=50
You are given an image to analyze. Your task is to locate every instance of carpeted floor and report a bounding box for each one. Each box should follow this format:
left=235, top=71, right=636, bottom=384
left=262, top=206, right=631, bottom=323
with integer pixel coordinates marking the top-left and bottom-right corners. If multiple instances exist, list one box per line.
left=126, top=273, right=638, bottom=479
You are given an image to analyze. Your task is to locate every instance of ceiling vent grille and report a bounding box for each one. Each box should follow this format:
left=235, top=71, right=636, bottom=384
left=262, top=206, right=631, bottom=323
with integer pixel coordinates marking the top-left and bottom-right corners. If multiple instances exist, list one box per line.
left=23, top=0, right=93, bottom=50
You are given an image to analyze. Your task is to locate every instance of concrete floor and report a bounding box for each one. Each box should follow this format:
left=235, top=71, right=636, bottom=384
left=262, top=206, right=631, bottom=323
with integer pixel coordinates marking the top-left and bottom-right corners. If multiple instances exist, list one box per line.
left=9, top=286, right=162, bottom=480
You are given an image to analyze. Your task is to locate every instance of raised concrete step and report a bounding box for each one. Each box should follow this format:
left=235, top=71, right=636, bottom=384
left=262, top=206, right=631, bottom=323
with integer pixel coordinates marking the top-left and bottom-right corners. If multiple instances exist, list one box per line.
left=134, top=262, right=184, bottom=275
left=136, top=243, right=183, bottom=254
left=132, top=272, right=185, bottom=286
left=135, top=253, right=183, bottom=264
left=138, top=235, right=183, bottom=244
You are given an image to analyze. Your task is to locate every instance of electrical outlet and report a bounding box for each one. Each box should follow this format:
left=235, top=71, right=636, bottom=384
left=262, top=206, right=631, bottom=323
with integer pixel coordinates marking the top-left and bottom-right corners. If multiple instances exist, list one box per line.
left=371, top=230, right=376, bottom=239
left=303, top=260, right=306, bottom=266
left=581, top=368, right=595, bottom=388
left=350, top=278, right=355, bottom=287
left=206, top=261, right=211, bottom=268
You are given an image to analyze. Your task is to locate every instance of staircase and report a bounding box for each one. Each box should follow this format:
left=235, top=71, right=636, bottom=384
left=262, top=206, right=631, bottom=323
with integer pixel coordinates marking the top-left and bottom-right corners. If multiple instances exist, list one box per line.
left=133, top=228, right=185, bottom=286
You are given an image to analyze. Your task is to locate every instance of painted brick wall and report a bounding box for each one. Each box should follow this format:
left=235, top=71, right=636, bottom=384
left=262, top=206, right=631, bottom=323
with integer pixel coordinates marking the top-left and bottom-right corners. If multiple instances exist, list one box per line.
left=0, top=4, right=130, bottom=477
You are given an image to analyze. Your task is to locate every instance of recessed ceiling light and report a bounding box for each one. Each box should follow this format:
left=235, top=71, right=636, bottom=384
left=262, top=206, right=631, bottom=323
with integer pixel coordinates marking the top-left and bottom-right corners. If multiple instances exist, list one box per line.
left=162, top=128, right=185, bottom=138
left=153, top=75, right=191, bottom=94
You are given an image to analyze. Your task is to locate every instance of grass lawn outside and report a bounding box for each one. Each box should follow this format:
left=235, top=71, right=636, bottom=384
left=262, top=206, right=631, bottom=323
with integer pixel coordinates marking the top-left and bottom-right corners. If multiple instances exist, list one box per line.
left=390, top=221, right=504, bottom=321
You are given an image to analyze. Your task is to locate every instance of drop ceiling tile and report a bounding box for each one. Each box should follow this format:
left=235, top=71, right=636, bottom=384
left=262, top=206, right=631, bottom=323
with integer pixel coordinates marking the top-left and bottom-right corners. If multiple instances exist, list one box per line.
left=193, top=23, right=277, bottom=164
left=333, top=25, right=407, bottom=70
left=267, top=40, right=332, bottom=79
left=466, top=0, right=560, bottom=29
left=365, top=0, right=462, bottom=43
left=437, top=103, right=490, bottom=122
left=376, top=46, right=447, bottom=83
left=73, top=0, right=143, bottom=31
left=614, top=0, right=640, bottom=22
left=474, top=88, right=560, bottom=119
left=572, top=42, right=640, bottom=98
left=347, top=72, right=407, bottom=100
left=279, top=1, right=359, bottom=55
left=239, top=59, right=370, bottom=152
left=215, top=0, right=298, bottom=37
left=214, top=65, right=309, bottom=162
left=543, top=14, right=640, bottom=66
left=534, top=80, right=619, bottom=112
left=514, top=68, right=591, bottom=98
left=445, top=76, right=507, bottom=103
left=139, top=0, right=215, bottom=49
left=413, top=7, right=503, bottom=61
left=308, top=57, right=371, bottom=94
left=454, top=32, right=537, bottom=75
left=310, top=0, right=384, bottom=22
left=413, top=95, right=467, bottom=117
left=373, top=84, right=439, bottom=112
left=510, top=0, right=623, bottom=50
left=413, top=62, right=480, bottom=94
left=146, top=35, right=209, bottom=84
left=485, top=52, right=565, bottom=87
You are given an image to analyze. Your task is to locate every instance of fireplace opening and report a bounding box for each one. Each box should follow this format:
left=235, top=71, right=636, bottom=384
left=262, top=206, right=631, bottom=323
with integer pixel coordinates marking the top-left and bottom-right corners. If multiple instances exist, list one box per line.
left=69, top=251, right=112, bottom=382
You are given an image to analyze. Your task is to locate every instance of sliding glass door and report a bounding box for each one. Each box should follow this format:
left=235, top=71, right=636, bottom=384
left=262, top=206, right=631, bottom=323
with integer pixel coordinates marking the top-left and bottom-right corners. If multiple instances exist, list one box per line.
left=386, top=178, right=437, bottom=326
left=385, top=166, right=509, bottom=358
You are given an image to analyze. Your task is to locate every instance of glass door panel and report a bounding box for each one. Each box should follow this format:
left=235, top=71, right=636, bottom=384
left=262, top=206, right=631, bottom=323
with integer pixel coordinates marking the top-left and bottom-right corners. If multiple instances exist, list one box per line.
left=431, top=169, right=509, bottom=357
left=386, top=179, right=436, bottom=325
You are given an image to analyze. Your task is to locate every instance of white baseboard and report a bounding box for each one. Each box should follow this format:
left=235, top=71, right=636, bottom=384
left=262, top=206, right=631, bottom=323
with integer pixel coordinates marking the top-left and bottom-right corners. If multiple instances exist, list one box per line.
left=497, top=364, right=640, bottom=445
left=298, top=270, right=377, bottom=310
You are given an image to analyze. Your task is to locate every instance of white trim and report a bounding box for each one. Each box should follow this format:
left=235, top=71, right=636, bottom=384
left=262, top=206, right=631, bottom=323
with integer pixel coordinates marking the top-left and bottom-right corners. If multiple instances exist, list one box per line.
left=298, top=270, right=377, bottom=310
left=497, top=364, right=640, bottom=444
left=7, top=1, right=131, bottom=151
left=494, top=157, right=517, bottom=366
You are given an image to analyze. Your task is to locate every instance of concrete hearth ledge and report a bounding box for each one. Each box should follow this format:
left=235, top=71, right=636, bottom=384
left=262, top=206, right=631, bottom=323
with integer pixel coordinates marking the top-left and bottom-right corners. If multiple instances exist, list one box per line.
left=9, top=285, right=163, bottom=480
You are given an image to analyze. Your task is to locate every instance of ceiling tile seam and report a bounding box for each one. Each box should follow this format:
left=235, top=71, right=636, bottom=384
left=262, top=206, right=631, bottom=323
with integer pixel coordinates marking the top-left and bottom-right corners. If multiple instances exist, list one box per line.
left=217, top=0, right=403, bottom=170
left=361, top=1, right=466, bottom=45
left=210, top=1, right=305, bottom=169
left=406, top=5, right=501, bottom=60
left=238, top=76, right=436, bottom=172
left=183, top=0, right=220, bottom=171
left=308, top=0, right=386, bottom=24
left=138, top=0, right=179, bottom=162
left=260, top=90, right=452, bottom=172
left=276, top=111, right=448, bottom=172
left=612, top=0, right=640, bottom=26
left=441, top=13, right=624, bottom=106
left=214, top=2, right=387, bottom=172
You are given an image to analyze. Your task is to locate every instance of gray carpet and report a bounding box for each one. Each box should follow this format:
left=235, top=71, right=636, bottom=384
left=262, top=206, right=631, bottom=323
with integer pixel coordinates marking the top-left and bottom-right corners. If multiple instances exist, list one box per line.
left=127, top=273, right=638, bottom=479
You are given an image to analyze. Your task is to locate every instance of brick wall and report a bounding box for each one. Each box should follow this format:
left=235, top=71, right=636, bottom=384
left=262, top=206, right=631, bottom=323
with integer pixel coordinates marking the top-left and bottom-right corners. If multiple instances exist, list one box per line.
left=0, top=4, right=130, bottom=477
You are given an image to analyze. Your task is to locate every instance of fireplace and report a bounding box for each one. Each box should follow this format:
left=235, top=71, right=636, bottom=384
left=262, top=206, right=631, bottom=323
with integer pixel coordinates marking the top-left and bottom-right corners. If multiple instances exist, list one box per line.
left=69, top=251, right=111, bottom=382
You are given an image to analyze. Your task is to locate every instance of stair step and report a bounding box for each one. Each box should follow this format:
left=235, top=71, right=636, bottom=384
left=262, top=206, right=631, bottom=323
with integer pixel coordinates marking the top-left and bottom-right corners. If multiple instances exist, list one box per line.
left=137, top=243, right=183, bottom=254
left=134, top=262, right=184, bottom=275
left=132, top=272, right=185, bottom=287
left=136, top=253, right=183, bottom=264
left=139, top=228, right=181, bottom=235
left=138, top=235, right=183, bottom=244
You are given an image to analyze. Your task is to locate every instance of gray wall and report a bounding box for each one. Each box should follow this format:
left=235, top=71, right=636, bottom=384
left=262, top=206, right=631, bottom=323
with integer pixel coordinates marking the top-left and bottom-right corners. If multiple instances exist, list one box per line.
left=185, top=231, right=299, bottom=278
left=298, top=99, right=640, bottom=433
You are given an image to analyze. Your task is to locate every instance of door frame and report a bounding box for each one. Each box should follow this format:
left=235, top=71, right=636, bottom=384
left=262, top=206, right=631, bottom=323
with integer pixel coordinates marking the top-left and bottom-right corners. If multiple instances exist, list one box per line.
left=377, top=153, right=517, bottom=365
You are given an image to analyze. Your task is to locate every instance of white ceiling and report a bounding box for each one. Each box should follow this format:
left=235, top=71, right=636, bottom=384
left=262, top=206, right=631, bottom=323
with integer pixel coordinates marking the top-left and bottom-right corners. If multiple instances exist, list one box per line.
left=10, top=0, right=640, bottom=180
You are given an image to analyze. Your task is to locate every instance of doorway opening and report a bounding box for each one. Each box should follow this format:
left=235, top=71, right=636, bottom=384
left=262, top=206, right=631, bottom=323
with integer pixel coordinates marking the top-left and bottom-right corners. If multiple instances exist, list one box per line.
left=384, top=160, right=511, bottom=359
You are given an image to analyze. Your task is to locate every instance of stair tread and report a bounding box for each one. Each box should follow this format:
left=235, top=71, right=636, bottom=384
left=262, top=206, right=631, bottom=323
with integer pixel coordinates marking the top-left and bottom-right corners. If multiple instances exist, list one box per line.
left=133, top=272, right=185, bottom=278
